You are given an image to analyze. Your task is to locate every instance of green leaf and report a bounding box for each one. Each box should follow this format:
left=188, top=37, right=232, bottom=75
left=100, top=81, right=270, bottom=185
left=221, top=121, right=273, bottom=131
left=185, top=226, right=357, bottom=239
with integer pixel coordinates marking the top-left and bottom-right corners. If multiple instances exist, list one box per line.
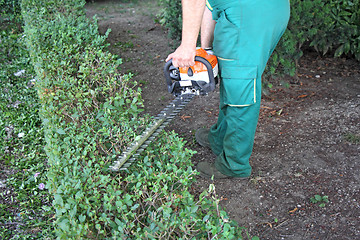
left=131, top=204, right=139, bottom=211
left=54, top=194, right=64, bottom=207
left=334, top=44, right=344, bottom=57
left=56, top=128, right=66, bottom=134
left=79, top=215, right=86, bottom=223
left=203, top=215, right=210, bottom=222
left=58, top=219, right=70, bottom=232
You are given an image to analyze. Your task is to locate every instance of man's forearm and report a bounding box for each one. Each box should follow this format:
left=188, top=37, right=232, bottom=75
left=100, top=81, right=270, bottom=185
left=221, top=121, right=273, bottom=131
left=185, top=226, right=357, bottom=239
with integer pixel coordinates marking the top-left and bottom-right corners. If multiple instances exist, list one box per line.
left=201, top=7, right=216, bottom=49
left=180, top=0, right=206, bottom=49
left=165, top=0, right=206, bottom=67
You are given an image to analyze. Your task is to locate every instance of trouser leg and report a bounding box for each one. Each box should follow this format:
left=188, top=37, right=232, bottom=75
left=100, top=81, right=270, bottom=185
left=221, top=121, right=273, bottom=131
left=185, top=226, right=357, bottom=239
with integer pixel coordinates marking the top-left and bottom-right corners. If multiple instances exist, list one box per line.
left=209, top=67, right=261, bottom=177
left=207, top=0, right=290, bottom=177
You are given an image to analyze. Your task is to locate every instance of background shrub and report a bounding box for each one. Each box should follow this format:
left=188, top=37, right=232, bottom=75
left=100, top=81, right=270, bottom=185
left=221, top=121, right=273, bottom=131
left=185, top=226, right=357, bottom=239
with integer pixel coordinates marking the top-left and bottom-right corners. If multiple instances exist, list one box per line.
left=158, top=0, right=182, bottom=44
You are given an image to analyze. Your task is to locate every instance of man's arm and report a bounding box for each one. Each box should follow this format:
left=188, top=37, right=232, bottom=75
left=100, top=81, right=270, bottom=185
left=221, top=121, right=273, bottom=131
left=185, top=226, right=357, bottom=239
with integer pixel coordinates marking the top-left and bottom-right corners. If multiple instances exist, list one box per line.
left=201, top=7, right=216, bottom=49
left=165, top=0, right=205, bottom=68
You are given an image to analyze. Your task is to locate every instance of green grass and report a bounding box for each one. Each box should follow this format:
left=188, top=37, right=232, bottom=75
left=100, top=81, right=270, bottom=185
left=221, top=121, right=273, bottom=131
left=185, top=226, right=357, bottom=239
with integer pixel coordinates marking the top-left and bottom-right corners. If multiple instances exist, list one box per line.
left=86, top=0, right=160, bottom=18
left=86, top=0, right=138, bottom=14
left=344, top=132, right=360, bottom=144
left=0, top=20, right=55, bottom=239
left=115, top=40, right=134, bottom=50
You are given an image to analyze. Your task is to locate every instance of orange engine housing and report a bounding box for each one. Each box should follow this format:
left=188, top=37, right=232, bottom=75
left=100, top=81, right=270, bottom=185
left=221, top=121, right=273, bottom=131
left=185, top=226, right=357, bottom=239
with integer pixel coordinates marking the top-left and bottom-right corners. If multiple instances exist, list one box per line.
left=179, top=48, right=218, bottom=83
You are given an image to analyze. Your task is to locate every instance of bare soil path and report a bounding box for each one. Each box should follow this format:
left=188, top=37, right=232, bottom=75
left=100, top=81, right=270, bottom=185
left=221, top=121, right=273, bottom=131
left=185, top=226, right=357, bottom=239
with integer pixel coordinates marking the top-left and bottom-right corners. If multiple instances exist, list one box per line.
left=86, top=1, right=360, bottom=239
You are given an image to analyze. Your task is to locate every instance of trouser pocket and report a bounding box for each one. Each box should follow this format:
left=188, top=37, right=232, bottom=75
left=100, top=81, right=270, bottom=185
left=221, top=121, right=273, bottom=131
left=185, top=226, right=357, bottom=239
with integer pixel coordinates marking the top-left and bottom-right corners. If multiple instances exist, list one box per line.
left=221, top=65, right=258, bottom=106
left=213, top=7, right=240, bottom=60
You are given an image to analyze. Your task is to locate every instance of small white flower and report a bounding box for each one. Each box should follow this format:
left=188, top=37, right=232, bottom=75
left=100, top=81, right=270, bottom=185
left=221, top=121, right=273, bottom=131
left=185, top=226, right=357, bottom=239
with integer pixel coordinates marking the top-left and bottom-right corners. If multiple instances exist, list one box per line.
left=14, top=70, right=25, bottom=77
left=18, top=132, right=25, bottom=138
left=38, top=183, right=45, bottom=190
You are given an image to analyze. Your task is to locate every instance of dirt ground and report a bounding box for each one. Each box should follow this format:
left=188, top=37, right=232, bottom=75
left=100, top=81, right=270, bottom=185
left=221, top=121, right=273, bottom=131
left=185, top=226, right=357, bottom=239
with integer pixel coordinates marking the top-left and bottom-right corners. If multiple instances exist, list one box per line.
left=85, top=1, right=359, bottom=239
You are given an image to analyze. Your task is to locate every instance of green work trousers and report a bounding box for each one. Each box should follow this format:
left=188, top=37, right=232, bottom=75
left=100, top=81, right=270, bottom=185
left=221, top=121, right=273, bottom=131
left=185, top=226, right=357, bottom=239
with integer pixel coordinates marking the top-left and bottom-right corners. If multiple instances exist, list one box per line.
left=207, top=0, right=290, bottom=177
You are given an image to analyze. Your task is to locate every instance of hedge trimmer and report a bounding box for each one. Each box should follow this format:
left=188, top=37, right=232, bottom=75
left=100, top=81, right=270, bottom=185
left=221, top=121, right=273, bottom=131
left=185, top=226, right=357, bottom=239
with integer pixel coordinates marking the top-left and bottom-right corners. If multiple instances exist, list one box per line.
left=110, top=48, right=218, bottom=171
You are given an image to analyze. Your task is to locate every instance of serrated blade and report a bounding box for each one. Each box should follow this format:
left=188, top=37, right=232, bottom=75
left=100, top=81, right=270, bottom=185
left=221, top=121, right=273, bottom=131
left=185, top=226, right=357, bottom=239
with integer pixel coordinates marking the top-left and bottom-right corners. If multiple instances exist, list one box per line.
left=110, top=93, right=195, bottom=171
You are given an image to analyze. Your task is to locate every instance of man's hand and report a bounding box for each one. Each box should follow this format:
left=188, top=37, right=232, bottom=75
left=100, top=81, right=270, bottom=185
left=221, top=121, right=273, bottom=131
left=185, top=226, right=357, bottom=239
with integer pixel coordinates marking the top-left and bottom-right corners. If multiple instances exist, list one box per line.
left=165, top=44, right=196, bottom=68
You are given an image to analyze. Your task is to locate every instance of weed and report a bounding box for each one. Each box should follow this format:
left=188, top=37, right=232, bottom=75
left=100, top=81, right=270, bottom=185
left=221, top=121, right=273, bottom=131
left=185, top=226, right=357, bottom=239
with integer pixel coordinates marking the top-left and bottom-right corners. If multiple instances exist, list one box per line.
left=115, top=40, right=134, bottom=50
left=138, top=79, right=147, bottom=86
left=189, top=129, right=197, bottom=147
left=310, top=194, right=329, bottom=207
left=129, top=34, right=138, bottom=39
left=344, top=132, right=360, bottom=144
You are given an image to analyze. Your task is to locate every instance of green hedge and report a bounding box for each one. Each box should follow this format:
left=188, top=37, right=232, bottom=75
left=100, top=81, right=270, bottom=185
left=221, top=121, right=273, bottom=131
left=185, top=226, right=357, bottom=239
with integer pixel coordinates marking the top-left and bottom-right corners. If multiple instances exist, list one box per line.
left=21, top=0, right=247, bottom=238
left=0, top=0, right=21, bottom=22
left=158, top=0, right=360, bottom=81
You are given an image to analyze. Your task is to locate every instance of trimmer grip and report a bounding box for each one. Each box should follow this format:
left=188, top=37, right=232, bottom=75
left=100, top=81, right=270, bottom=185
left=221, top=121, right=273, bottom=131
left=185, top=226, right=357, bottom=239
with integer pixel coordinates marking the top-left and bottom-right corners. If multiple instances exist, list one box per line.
left=164, top=56, right=216, bottom=95
left=164, top=59, right=180, bottom=94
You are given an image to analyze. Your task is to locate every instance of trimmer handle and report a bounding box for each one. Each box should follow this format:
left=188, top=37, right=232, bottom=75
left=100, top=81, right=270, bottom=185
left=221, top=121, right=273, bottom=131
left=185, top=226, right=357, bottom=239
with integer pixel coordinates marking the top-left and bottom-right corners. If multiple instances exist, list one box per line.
left=164, top=59, right=180, bottom=94
left=164, top=56, right=216, bottom=95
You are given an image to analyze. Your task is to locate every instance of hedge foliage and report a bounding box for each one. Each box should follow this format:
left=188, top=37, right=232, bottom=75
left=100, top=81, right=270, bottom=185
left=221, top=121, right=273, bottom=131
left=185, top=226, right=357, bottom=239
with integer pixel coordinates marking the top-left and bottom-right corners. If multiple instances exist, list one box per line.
left=0, top=0, right=21, bottom=22
left=158, top=0, right=360, bottom=81
left=21, top=0, right=247, bottom=238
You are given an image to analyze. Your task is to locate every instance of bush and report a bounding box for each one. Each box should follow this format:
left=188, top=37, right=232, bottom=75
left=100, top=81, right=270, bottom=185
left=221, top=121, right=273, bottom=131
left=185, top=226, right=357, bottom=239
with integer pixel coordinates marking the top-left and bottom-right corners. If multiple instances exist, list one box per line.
left=268, top=0, right=360, bottom=80
left=158, top=0, right=182, bottom=44
left=308, top=0, right=360, bottom=60
left=21, top=0, right=247, bottom=238
left=158, top=0, right=360, bottom=83
left=0, top=0, right=21, bottom=22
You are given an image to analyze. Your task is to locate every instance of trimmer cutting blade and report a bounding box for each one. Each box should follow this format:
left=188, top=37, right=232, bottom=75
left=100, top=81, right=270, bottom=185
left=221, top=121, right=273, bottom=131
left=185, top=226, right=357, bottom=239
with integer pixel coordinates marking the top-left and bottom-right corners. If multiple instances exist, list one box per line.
left=110, top=48, right=218, bottom=171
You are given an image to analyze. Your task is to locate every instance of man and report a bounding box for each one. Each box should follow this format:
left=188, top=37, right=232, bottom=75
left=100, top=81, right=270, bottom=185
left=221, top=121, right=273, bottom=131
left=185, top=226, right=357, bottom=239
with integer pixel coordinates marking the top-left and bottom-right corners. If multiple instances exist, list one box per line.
left=166, top=0, right=290, bottom=179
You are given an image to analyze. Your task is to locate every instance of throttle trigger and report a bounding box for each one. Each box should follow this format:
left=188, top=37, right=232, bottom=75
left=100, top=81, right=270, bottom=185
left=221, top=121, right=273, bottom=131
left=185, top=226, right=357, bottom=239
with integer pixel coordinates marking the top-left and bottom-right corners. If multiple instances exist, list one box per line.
left=187, top=67, right=193, bottom=77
